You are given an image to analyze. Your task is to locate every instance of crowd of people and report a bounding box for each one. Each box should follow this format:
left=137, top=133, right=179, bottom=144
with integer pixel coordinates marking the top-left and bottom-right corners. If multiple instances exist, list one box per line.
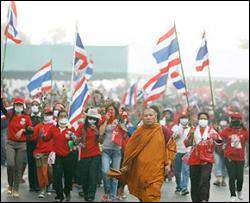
left=1, top=77, right=249, bottom=202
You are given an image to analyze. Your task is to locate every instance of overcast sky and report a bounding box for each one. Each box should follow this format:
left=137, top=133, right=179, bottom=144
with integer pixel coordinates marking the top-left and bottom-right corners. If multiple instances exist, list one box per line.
left=1, top=1, right=249, bottom=79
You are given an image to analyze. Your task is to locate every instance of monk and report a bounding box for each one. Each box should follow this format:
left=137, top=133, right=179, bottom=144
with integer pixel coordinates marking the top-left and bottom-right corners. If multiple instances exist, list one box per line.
left=108, top=107, right=177, bottom=202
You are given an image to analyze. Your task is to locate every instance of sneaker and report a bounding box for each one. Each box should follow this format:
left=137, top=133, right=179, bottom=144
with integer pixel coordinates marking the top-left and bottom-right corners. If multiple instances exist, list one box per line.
left=181, top=189, right=189, bottom=196
left=101, top=194, right=109, bottom=202
left=175, top=189, right=181, bottom=194
left=6, top=186, right=12, bottom=195
left=237, top=191, right=243, bottom=200
left=213, top=180, right=221, bottom=186
left=230, top=196, right=237, bottom=202
left=12, top=190, right=20, bottom=198
left=54, top=196, right=64, bottom=202
left=38, top=191, right=46, bottom=198
left=65, top=194, right=71, bottom=202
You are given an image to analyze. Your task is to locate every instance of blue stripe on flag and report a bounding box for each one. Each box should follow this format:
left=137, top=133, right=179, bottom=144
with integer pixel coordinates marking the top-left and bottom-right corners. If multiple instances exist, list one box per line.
left=27, top=71, right=51, bottom=92
left=172, top=80, right=185, bottom=89
left=69, top=84, right=89, bottom=118
left=151, top=74, right=168, bottom=91
left=76, top=33, right=85, bottom=49
left=152, top=38, right=179, bottom=64
left=196, top=43, right=208, bottom=60
left=85, top=67, right=93, bottom=75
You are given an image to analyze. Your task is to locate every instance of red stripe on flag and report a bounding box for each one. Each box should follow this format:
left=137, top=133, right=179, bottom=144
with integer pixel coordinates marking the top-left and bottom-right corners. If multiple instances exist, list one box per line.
left=42, top=86, right=52, bottom=93
left=196, top=59, right=209, bottom=72
left=5, top=29, right=22, bottom=44
left=160, top=58, right=180, bottom=74
left=75, top=51, right=88, bottom=70
left=143, top=92, right=164, bottom=106
left=170, top=71, right=179, bottom=78
left=157, top=26, right=176, bottom=45
left=143, top=72, right=162, bottom=90
left=39, top=61, right=52, bottom=72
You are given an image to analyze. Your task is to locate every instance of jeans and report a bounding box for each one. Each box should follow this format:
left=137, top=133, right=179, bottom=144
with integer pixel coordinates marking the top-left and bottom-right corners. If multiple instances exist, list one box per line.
left=214, top=152, right=227, bottom=177
left=174, top=153, right=190, bottom=191
left=102, top=149, right=121, bottom=200
left=6, top=140, right=26, bottom=192
left=225, top=158, right=244, bottom=196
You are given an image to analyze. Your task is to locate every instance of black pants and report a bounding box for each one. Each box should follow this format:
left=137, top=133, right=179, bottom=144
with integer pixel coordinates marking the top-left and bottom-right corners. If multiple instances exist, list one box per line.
left=72, top=151, right=81, bottom=185
left=225, top=158, right=244, bottom=196
left=79, top=155, right=100, bottom=200
left=190, top=163, right=212, bottom=202
left=53, top=153, right=74, bottom=200
left=26, top=140, right=40, bottom=190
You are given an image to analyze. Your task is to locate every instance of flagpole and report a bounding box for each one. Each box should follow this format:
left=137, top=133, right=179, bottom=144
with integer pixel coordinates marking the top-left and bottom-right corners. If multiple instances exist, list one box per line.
left=50, top=59, right=53, bottom=106
left=174, top=22, right=191, bottom=115
left=207, top=59, right=216, bottom=122
left=1, top=33, right=8, bottom=88
left=1, top=6, right=10, bottom=90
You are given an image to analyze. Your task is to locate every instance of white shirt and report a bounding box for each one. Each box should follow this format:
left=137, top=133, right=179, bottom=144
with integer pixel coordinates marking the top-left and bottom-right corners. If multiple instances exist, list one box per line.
left=172, top=124, right=191, bottom=153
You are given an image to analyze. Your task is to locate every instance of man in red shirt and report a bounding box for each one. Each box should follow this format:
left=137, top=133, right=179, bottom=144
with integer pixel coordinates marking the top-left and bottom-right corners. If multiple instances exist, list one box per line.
left=220, top=112, right=249, bottom=202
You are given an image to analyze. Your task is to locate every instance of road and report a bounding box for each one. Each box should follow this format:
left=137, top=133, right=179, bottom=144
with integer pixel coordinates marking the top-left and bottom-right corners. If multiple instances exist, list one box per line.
left=1, top=165, right=249, bottom=202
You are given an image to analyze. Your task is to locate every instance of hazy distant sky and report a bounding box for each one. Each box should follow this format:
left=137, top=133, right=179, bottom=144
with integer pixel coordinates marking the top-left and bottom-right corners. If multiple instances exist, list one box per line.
left=1, top=1, right=249, bottom=78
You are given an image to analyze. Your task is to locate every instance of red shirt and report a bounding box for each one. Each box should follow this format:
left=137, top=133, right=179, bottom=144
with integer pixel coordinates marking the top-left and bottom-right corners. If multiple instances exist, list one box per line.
left=45, top=125, right=75, bottom=157
left=220, top=127, right=248, bottom=161
left=7, top=114, right=32, bottom=142
left=76, top=123, right=101, bottom=158
left=32, top=123, right=55, bottom=155
left=184, top=126, right=216, bottom=165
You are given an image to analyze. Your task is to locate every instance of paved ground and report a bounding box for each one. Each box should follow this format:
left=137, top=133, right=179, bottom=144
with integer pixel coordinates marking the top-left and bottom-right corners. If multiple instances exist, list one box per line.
left=1, top=165, right=249, bottom=202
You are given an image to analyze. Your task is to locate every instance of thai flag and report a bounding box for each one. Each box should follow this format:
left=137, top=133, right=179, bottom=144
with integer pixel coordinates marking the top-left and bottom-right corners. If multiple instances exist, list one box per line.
left=27, top=61, right=52, bottom=97
left=196, top=32, right=209, bottom=72
left=122, top=82, right=138, bottom=107
left=4, top=1, right=22, bottom=44
left=143, top=72, right=168, bottom=105
left=73, top=33, right=89, bottom=86
left=68, top=77, right=90, bottom=125
left=152, top=25, right=185, bottom=93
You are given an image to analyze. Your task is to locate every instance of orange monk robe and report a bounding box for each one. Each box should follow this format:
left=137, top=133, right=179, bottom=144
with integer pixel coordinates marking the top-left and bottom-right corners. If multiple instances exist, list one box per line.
left=108, top=123, right=176, bottom=202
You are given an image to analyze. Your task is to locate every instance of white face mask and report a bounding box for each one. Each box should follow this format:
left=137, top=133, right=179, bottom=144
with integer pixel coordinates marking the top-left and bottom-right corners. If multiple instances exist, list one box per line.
left=59, top=118, right=68, bottom=126
left=31, top=105, right=39, bottom=113
left=199, top=119, right=208, bottom=128
left=15, top=106, right=24, bottom=114
left=44, top=115, right=53, bottom=123
left=180, top=118, right=189, bottom=126
left=53, top=110, right=59, bottom=117
left=88, top=119, right=96, bottom=125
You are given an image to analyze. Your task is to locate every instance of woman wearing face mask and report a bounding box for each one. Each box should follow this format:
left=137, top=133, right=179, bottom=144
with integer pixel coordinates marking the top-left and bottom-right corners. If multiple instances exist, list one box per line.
left=5, top=98, right=33, bottom=198
left=26, top=98, right=42, bottom=193
left=184, top=112, right=221, bottom=202
left=220, top=112, right=248, bottom=202
left=171, top=112, right=191, bottom=196
left=43, top=109, right=76, bottom=202
left=31, top=106, right=55, bottom=198
left=75, top=108, right=101, bottom=202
